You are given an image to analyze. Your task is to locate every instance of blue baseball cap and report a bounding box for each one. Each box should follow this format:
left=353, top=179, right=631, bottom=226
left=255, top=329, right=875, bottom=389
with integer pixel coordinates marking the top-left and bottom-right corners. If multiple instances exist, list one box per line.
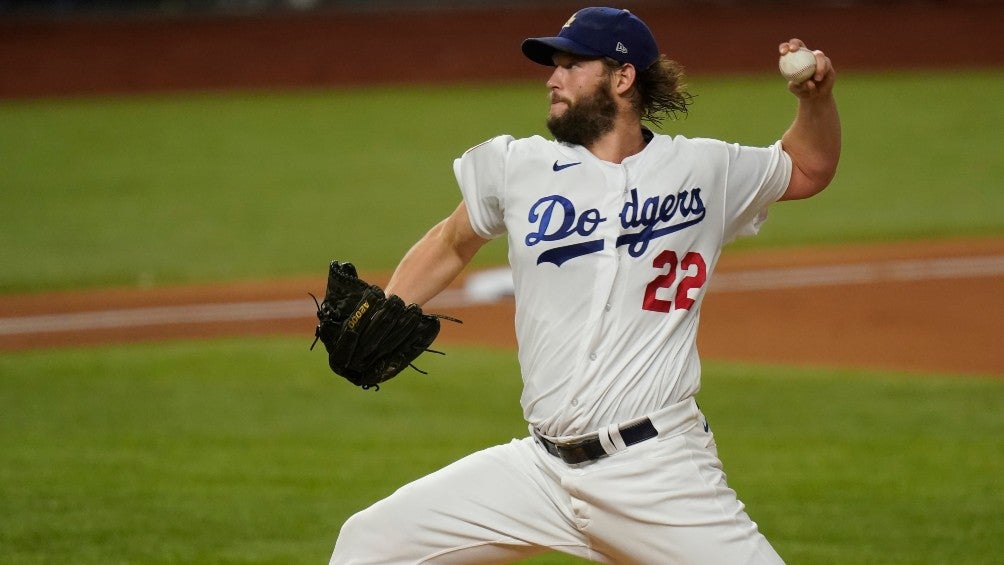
left=521, top=7, right=660, bottom=70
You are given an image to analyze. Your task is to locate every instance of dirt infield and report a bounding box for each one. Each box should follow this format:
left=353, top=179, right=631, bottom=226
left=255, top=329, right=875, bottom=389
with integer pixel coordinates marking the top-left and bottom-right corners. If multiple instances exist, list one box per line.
left=3, top=237, right=1002, bottom=377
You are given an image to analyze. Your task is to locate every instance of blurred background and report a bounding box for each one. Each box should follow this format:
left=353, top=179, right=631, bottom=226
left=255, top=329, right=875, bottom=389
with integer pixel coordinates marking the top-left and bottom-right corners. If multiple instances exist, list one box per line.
left=2, top=0, right=988, bottom=17
left=3, top=0, right=1003, bottom=99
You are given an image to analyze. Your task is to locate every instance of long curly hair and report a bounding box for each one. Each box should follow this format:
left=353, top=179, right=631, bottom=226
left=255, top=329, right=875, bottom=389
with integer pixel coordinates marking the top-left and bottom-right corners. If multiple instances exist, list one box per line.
left=604, top=55, right=694, bottom=126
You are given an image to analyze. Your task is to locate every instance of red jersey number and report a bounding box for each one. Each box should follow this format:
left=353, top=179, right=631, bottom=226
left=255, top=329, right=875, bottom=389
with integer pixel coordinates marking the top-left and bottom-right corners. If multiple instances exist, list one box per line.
left=642, top=250, right=707, bottom=313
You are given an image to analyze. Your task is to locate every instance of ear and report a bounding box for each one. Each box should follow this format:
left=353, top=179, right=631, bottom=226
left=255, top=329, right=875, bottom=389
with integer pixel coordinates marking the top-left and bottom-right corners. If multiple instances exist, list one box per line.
left=612, top=64, right=637, bottom=95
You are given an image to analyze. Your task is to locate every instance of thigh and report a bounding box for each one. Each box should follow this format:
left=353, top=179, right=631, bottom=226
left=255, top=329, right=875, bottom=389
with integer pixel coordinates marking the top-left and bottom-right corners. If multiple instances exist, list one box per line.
left=331, top=438, right=598, bottom=564
left=577, top=423, right=784, bottom=564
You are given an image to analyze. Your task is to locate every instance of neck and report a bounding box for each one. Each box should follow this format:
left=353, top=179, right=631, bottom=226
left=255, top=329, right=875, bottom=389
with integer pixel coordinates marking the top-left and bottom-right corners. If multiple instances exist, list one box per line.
left=586, top=114, right=647, bottom=164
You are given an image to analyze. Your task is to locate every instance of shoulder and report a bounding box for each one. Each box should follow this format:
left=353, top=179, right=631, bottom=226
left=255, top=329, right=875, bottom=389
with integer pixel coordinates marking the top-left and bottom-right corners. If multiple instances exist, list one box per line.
left=643, top=133, right=730, bottom=162
left=645, top=132, right=727, bottom=153
left=459, top=135, right=569, bottom=168
left=652, top=133, right=787, bottom=161
left=462, top=134, right=552, bottom=154
left=653, top=133, right=727, bottom=149
left=462, top=134, right=566, bottom=154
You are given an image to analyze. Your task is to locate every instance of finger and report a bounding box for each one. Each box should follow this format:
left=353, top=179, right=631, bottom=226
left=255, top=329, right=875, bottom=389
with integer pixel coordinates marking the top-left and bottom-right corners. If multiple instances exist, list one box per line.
left=780, top=38, right=806, bottom=54
left=812, top=50, right=832, bottom=82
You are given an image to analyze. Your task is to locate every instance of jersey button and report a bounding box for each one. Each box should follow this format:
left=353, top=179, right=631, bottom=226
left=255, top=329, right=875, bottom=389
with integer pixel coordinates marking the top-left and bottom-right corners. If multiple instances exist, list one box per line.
left=571, top=399, right=579, bottom=407
left=589, top=352, right=597, bottom=361
left=604, top=303, right=612, bottom=311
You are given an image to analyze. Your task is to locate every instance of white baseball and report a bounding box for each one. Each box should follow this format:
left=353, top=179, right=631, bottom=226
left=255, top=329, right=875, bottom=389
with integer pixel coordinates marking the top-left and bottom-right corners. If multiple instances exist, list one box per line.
left=778, top=47, right=817, bottom=83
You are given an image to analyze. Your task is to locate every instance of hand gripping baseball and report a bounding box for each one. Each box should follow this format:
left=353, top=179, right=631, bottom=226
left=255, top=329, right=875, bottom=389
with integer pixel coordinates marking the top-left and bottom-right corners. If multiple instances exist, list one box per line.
left=310, top=261, right=461, bottom=390
left=778, top=38, right=835, bottom=97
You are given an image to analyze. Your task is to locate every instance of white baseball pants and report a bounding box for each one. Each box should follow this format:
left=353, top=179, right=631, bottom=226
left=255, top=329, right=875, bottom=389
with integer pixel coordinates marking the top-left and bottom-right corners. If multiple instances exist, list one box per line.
left=330, top=398, right=784, bottom=564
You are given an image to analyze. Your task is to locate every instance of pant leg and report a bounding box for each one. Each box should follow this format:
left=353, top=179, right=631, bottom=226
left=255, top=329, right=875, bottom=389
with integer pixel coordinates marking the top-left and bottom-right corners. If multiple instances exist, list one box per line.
left=330, top=438, right=603, bottom=564
left=570, top=412, right=784, bottom=564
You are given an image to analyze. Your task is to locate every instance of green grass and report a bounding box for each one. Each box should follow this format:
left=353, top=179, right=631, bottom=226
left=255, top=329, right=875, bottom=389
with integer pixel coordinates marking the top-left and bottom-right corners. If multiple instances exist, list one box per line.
left=0, top=340, right=525, bottom=563
left=1, top=338, right=1001, bottom=563
left=3, top=65, right=1002, bottom=565
left=2, top=69, right=1003, bottom=292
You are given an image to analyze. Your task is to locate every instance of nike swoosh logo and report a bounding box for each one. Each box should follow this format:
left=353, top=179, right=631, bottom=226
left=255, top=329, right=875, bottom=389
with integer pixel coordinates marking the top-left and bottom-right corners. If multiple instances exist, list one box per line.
left=552, top=160, right=582, bottom=172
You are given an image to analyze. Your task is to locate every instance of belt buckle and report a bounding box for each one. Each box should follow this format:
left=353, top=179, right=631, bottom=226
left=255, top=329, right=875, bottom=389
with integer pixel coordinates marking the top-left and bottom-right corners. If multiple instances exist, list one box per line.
left=553, top=435, right=607, bottom=464
left=534, top=429, right=604, bottom=464
left=556, top=438, right=594, bottom=464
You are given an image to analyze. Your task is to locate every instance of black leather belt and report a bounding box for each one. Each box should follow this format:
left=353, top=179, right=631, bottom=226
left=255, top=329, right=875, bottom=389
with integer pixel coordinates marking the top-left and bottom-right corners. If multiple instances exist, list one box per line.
left=533, top=418, right=659, bottom=464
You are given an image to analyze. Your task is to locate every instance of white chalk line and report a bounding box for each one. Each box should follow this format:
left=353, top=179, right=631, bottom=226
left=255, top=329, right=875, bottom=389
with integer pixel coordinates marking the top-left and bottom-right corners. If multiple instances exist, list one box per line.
left=1, top=255, right=1001, bottom=337
left=711, top=255, right=1004, bottom=292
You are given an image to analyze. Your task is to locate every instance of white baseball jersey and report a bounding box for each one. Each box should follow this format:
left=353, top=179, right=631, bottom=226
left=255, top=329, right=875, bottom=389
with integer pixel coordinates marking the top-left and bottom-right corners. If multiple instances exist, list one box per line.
left=455, top=131, right=791, bottom=438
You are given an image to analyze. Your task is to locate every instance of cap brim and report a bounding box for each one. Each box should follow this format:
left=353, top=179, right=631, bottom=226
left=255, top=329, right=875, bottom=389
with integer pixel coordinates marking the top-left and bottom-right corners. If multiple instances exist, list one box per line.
left=521, top=37, right=605, bottom=66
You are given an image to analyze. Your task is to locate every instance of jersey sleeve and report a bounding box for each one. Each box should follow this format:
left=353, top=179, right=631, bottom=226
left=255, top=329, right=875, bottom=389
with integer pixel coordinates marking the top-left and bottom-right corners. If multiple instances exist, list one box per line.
left=722, top=140, right=792, bottom=243
left=452, top=135, right=514, bottom=240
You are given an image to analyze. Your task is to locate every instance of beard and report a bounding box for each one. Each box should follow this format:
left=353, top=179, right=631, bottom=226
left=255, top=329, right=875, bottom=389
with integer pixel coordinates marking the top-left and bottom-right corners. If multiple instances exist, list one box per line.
left=546, top=80, right=618, bottom=147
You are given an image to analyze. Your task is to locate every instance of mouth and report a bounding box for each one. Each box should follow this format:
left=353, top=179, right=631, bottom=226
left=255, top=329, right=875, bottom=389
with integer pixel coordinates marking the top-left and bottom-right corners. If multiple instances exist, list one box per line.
left=549, top=95, right=570, bottom=116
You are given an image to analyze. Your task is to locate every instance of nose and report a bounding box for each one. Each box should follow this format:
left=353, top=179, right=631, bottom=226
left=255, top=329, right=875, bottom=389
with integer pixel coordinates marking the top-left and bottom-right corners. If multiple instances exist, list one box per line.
left=546, top=66, right=563, bottom=90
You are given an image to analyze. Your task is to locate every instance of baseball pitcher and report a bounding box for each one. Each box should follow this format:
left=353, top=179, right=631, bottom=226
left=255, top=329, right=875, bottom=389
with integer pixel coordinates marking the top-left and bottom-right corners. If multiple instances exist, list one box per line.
left=330, top=6, right=840, bottom=563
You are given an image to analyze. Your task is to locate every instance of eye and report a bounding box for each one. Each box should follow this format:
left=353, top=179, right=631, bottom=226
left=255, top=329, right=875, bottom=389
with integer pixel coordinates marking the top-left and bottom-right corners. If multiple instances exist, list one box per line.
left=553, top=55, right=583, bottom=70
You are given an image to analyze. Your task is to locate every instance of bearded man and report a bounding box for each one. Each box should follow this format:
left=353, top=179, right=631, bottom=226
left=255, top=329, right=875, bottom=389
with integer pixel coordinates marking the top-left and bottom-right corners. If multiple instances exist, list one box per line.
left=330, top=6, right=840, bottom=563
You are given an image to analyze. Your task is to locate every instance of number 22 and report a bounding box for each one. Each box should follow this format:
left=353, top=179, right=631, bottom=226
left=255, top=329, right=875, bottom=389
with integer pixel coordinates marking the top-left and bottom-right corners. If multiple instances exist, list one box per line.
left=642, top=250, right=707, bottom=313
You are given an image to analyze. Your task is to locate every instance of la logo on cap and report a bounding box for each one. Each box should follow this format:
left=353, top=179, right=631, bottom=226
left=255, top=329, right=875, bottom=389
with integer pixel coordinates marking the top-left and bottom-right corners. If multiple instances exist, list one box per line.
left=521, top=7, right=660, bottom=70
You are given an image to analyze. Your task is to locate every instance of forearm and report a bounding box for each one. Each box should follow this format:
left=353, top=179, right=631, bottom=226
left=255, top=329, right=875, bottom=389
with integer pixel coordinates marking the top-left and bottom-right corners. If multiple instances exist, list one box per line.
left=385, top=203, right=488, bottom=306
left=781, top=94, right=841, bottom=198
